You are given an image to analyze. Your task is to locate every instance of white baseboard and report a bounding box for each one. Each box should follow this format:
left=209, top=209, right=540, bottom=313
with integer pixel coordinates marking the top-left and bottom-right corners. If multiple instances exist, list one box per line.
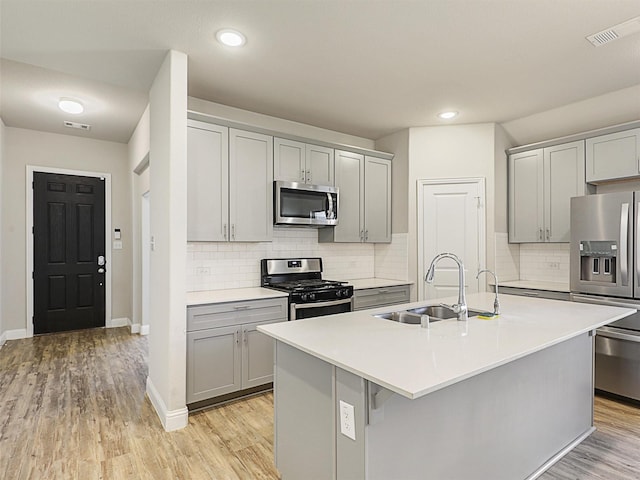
left=6, top=329, right=28, bottom=340
left=108, top=317, right=130, bottom=328
left=0, top=332, right=6, bottom=348
left=146, top=376, right=188, bottom=432
left=130, top=322, right=141, bottom=334
left=140, top=324, right=150, bottom=336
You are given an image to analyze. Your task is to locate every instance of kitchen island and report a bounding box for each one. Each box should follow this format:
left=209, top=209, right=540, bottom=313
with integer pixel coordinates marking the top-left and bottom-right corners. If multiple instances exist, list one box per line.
left=258, top=292, right=635, bottom=480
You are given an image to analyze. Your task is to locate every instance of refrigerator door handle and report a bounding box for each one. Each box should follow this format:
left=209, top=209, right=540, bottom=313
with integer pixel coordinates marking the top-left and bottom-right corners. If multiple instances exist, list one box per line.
left=636, top=201, right=640, bottom=288
left=620, top=202, right=629, bottom=286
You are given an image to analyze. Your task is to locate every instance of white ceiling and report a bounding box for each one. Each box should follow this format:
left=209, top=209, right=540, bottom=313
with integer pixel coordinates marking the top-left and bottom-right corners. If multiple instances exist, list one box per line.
left=1, top=0, right=639, bottom=144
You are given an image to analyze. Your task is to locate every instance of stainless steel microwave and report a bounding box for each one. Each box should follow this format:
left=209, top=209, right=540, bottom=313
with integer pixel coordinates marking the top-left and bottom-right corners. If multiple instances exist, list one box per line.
left=274, top=181, right=339, bottom=226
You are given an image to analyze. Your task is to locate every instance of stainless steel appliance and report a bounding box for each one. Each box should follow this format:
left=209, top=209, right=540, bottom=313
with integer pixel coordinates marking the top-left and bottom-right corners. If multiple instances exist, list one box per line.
left=274, top=181, right=338, bottom=227
left=570, top=192, right=640, bottom=401
left=261, top=258, right=353, bottom=320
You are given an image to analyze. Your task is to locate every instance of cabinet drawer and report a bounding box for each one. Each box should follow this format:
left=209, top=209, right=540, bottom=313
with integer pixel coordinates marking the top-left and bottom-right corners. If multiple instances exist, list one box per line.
left=187, top=297, right=287, bottom=332
left=353, top=285, right=410, bottom=310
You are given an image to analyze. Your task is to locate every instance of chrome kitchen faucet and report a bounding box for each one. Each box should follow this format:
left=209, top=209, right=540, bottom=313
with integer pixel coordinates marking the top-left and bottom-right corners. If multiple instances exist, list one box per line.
left=425, top=253, right=468, bottom=321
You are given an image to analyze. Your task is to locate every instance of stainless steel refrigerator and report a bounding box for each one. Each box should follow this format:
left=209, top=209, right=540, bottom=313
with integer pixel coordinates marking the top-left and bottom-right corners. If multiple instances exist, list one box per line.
left=570, top=191, right=640, bottom=402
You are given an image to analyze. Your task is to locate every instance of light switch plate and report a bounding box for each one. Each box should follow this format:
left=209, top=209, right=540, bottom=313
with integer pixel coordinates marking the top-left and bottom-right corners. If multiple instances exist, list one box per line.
left=113, top=240, right=123, bottom=250
left=339, top=400, right=356, bottom=441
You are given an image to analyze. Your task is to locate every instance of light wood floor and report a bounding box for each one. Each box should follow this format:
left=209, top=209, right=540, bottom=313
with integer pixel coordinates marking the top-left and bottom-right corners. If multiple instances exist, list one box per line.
left=1, top=327, right=639, bottom=479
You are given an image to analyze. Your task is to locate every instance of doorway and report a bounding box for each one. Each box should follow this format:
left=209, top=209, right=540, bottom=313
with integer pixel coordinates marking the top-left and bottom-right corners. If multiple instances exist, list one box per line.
left=32, top=172, right=107, bottom=334
left=417, top=178, right=486, bottom=301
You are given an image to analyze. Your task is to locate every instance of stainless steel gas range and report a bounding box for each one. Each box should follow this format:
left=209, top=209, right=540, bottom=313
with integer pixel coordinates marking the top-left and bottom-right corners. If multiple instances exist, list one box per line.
left=261, top=258, right=353, bottom=321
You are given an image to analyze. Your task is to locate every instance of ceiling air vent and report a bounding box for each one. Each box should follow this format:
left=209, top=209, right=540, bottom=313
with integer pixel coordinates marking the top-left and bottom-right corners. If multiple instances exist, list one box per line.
left=586, top=15, right=640, bottom=46
left=63, top=120, right=91, bottom=130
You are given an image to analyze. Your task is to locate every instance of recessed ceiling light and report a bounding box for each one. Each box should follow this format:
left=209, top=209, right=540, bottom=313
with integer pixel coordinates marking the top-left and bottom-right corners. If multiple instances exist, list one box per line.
left=59, top=98, right=84, bottom=114
left=438, top=111, right=458, bottom=120
left=216, top=29, right=246, bottom=47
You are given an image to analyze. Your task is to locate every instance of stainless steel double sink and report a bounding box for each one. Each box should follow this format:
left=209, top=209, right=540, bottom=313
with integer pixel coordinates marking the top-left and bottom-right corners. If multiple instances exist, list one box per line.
left=374, top=305, right=482, bottom=324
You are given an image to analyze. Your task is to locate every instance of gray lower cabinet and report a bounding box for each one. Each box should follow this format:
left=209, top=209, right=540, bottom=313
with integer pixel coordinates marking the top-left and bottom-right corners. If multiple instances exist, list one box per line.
left=186, top=297, right=287, bottom=404
left=353, top=285, right=410, bottom=311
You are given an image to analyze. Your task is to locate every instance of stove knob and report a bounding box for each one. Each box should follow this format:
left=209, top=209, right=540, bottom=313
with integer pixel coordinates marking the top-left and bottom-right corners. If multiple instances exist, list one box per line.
left=342, top=289, right=350, bottom=297
left=309, top=293, right=316, bottom=301
left=301, top=293, right=308, bottom=302
left=336, top=290, right=342, bottom=298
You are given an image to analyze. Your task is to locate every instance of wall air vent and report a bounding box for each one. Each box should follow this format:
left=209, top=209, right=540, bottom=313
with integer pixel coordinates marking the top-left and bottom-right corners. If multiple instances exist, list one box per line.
left=63, top=121, right=91, bottom=130
left=586, top=15, right=640, bottom=46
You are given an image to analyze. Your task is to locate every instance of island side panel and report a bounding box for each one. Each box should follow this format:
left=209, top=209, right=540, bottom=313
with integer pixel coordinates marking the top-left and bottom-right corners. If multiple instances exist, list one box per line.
left=365, top=333, right=594, bottom=480
left=335, top=368, right=367, bottom=480
left=274, top=341, right=335, bottom=480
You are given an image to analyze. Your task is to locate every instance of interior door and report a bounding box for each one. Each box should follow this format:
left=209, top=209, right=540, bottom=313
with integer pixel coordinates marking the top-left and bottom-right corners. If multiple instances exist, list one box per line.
left=419, top=180, right=484, bottom=300
left=33, top=172, right=106, bottom=334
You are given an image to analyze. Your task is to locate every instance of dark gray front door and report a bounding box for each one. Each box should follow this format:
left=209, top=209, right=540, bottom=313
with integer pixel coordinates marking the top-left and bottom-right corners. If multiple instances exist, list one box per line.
left=33, top=172, right=106, bottom=334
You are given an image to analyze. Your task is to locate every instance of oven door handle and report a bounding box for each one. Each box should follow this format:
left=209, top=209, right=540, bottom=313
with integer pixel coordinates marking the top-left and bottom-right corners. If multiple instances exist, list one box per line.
left=571, top=293, right=640, bottom=310
left=597, top=327, right=640, bottom=344
left=291, top=298, right=353, bottom=310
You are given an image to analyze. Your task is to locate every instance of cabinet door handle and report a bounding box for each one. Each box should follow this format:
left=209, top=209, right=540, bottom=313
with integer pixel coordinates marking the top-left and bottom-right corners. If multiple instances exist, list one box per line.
left=306, top=170, right=311, bottom=183
left=231, top=224, right=236, bottom=240
left=243, top=328, right=248, bottom=344
left=235, top=330, right=240, bottom=345
left=546, top=228, right=550, bottom=241
left=300, top=169, right=305, bottom=182
left=365, top=229, right=369, bottom=242
left=538, top=228, right=543, bottom=241
left=234, top=305, right=250, bottom=310
left=360, top=229, right=364, bottom=241
left=223, top=223, right=227, bottom=240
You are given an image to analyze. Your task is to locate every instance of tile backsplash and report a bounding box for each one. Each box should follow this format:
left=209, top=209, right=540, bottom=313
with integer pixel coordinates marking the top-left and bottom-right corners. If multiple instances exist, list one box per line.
left=519, top=242, right=570, bottom=283
left=494, top=232, right=571, bottom=284
left=494, top=232, right=520, bottom=282
left=187, top=229, right=411, bottom=292
left=375, top=233, right=409, bottom=281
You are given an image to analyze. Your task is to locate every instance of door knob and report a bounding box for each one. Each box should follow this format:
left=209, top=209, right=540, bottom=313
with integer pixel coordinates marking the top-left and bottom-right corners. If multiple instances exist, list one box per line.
left=98, top=268, right=105, bottom=274
left=97, top=255, right=106, bottom=266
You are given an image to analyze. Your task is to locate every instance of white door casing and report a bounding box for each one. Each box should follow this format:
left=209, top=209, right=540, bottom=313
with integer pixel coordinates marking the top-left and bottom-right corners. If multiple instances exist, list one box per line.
left=417, top=178, right=486, bottom=302
left=141, top=190, right=151, bottom=335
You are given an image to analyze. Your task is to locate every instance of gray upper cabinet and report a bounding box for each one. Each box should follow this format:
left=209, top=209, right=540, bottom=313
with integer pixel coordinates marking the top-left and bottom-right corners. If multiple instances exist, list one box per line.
left=187, top=122, right=273, bottom=242
left=364, top=156, right=392, bottom=243
left=509, top=140, right=585, bottom=243
left=319, top=150, right=391, bottom=243
left=509, top=149, right=544, bottom=243
left=229, top=129, right=274, bottom=242
left=586, top=128, right=640, bottom=183
left=274, top=137, right=334, bottom=186
left=187, top=121, right=229, bottom=241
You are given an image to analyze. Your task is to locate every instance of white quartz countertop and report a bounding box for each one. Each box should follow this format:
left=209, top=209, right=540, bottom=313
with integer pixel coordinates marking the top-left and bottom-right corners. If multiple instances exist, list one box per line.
left=186, top=287, right=288, bottom=306
left=346, top=278, right=413, bottom=289
left=258, top=292, right=634, bottom=400
left=500, top=280, right=570, bottom=293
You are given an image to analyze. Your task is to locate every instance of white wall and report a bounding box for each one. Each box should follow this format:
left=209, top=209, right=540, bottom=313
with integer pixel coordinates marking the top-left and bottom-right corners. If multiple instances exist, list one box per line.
left=188, top=97, right=375, bottom=150
left=501, top=84, right=640, bottom=147
left=146, top=50, right=188, bottom=431
left=0, top=118, right=4, bottom=344
left=1, top=127, right=132, bottom=333
left=128, top=104, right=150, bottom=333
left=407, top=124, right=498, bottom=299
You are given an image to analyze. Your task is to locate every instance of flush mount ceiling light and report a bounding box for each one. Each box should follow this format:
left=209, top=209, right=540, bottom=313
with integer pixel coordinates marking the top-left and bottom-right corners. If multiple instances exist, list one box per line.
left=438, top=111, right=458, bottom=120
left=58, top=98, right=84, bottom=114
left=216, top=29, right=246, bottom=47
